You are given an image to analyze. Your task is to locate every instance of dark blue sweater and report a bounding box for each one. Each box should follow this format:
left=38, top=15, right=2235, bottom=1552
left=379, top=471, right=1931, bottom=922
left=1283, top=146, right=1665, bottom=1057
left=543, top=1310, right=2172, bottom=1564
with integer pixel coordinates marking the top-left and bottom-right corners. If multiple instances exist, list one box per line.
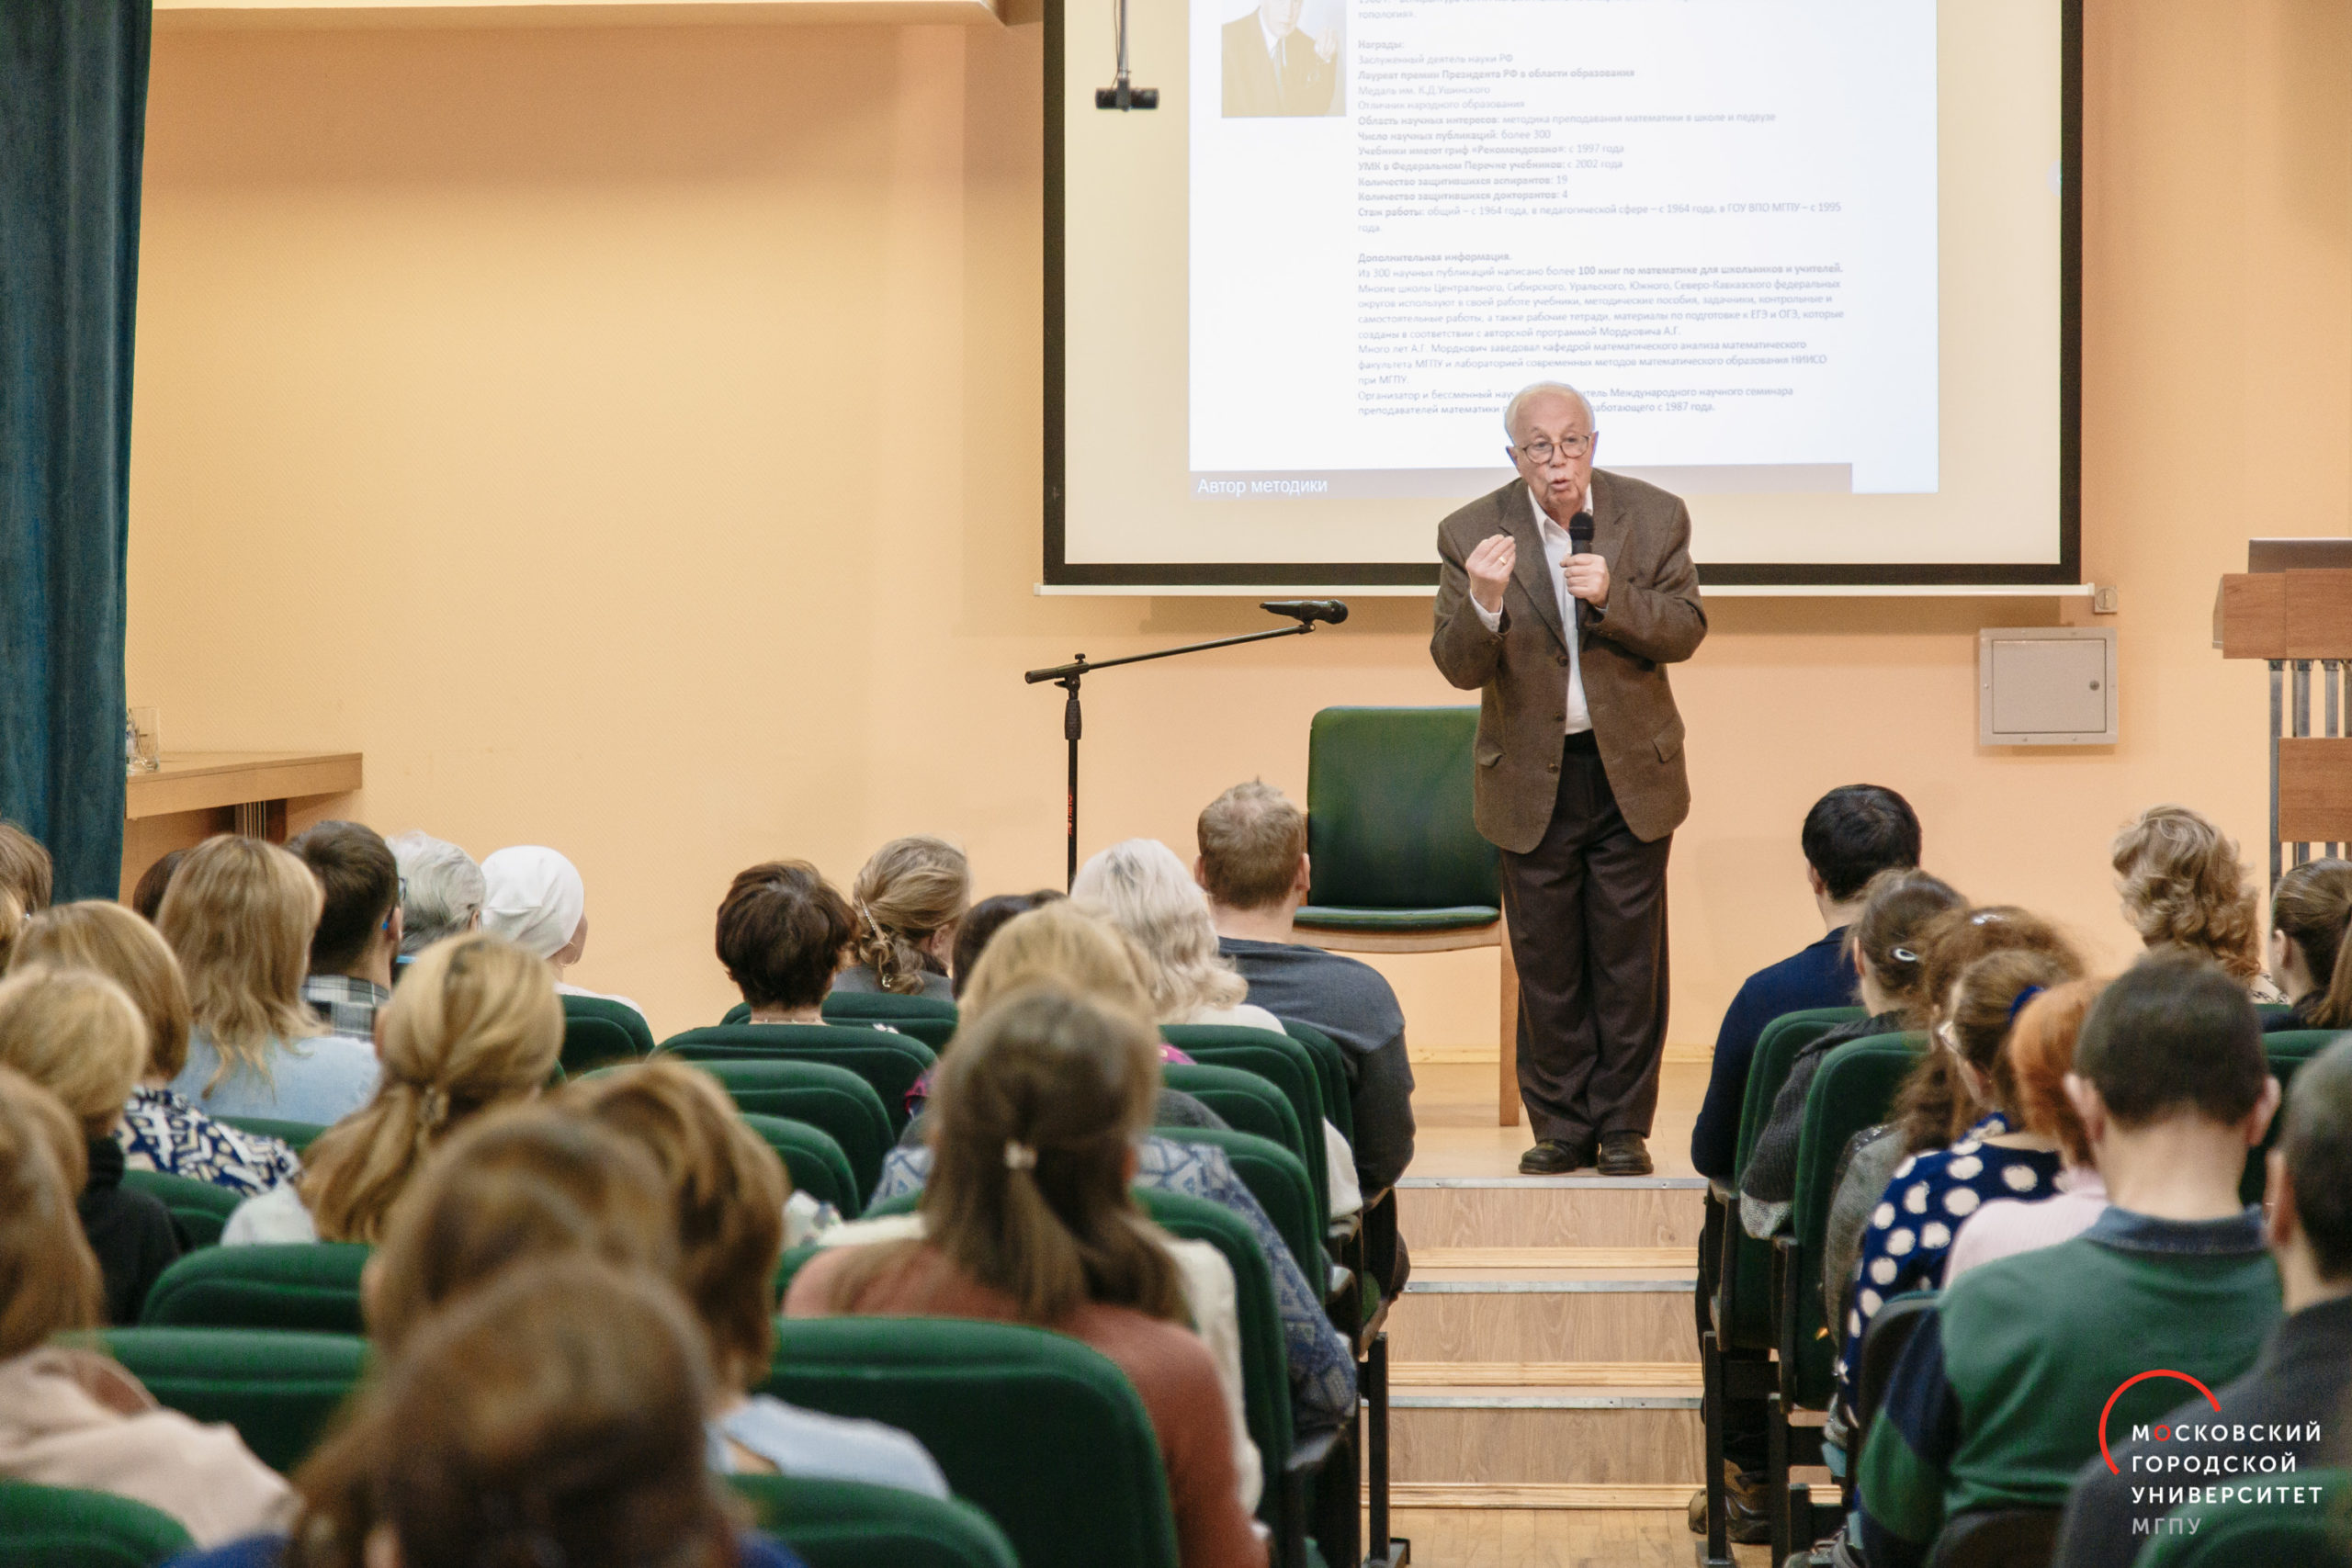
left=1689, top=927, right=1856, bottom=1179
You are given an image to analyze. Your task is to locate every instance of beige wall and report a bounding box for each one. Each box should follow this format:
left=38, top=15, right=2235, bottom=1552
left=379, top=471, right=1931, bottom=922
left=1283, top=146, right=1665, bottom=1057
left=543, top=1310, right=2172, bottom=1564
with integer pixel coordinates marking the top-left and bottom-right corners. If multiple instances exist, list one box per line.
left=128, top=3, right=2352, bottom=1050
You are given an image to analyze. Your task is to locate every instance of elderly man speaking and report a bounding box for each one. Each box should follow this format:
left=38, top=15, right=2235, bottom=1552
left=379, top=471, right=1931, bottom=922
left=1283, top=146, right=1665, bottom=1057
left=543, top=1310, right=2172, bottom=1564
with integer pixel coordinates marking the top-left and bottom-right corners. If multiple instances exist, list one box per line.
left=1430, top=382, right=1707, bottom=1176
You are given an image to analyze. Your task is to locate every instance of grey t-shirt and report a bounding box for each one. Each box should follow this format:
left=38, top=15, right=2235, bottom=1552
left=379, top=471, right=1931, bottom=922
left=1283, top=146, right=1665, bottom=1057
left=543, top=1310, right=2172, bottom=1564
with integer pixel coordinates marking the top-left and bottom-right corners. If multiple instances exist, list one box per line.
left=831, top=963, right=955, bottom=1001
left=1218, top=936, right=1417, bottom=1190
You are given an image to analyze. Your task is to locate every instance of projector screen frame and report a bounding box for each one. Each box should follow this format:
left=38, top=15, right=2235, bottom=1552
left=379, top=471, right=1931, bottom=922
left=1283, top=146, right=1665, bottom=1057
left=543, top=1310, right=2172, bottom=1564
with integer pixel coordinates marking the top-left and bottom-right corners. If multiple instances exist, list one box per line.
left=1042, top=0, right=2085, bottom=592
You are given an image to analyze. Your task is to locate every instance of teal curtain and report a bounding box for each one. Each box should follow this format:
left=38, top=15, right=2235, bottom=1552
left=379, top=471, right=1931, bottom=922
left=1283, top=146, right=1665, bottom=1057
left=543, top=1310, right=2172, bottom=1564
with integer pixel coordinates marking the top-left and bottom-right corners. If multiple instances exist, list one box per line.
left=0, top=0, right=151, bottom=899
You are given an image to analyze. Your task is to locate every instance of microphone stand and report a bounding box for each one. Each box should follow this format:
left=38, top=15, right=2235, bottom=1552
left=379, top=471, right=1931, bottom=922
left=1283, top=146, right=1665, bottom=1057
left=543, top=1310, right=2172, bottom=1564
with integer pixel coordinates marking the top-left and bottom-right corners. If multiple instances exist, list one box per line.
left=1026, top=619, right=1323, bottom=888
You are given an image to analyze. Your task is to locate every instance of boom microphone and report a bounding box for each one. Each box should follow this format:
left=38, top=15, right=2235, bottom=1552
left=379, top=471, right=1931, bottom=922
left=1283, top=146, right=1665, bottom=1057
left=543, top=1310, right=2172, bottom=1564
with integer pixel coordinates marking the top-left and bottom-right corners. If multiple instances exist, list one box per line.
left=1260, top=600, right=1350, bottom=626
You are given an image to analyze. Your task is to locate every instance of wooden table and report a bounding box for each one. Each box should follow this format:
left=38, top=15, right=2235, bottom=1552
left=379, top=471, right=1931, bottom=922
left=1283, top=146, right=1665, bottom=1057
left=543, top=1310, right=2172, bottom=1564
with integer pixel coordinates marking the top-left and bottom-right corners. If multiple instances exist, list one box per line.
left=121, top=750, right=364, bottom=898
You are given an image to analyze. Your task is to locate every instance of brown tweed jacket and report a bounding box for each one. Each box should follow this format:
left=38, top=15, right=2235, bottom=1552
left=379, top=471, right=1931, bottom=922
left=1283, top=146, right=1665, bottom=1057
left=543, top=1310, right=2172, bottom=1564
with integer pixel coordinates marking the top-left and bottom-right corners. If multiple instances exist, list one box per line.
left=1430, top=470, right=1708, bottom=852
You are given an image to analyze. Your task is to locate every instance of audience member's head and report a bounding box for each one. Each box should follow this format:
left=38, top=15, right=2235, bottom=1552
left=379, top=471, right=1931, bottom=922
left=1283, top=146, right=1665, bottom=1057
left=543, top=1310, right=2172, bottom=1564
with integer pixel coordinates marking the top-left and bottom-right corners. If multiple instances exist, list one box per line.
left=10, top=901, right=193, bottom=1088
left=1890, top=905, right=2085, bottom=1150
left=2071, top=951, right=2274, bottom=1141
left=2111, top=804, right=2264, bottom=982
left=1934, top=945, right=2088, bottom=1124
left=294, top=1258, right=736, bottom=1568
left=288, top=820, right=402, bottom=982
left=480, top=846, right=589, bottom=966
left=849, top=835, right=972, bottom=995
left=714, top=860, right=857, bottom=1015
left=2002, top=978, right=2103, bottom=1168
left=1801, top=785, right=1922, bottom=908
left=2267, top=1037, right=2352, bottom=1292
left=1195, top=780, right=1309, bottom=913
left=1071, top=838, right=1248, bottom=1021
left=0, top=822, right=53, bottom=916
left=1846, top=867, right=1965, bottom=1021
left=0, top=890, right=19, bottom=976
left=129, top=849, right=187, bottom=925
left=842, top=984, right=1181, bottom=1326
left=299, top=933, right=564, bottom=1244
left=387, top=831, right=486, bottom=957
left=2268, top=857, right=2352, bottom=1027
left=951, top=890, right=1066, bottom=997
left=561, top=1060, right=787, bottom=1393
left=957, top=899, right=1159, bottom=1025
left=365, top=1106, right=676, bottom=1357
left=0, top=965, right=146, bottom=1142
left=0, top=1066, right=101, bottom=1358
left=157, top=835, right=325, bottom=1070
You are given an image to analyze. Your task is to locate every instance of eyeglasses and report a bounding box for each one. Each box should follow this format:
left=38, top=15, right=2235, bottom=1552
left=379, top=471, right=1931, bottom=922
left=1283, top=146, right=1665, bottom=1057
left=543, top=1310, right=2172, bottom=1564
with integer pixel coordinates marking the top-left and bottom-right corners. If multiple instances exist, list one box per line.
left=1516, top=434, right=1593, bottom=465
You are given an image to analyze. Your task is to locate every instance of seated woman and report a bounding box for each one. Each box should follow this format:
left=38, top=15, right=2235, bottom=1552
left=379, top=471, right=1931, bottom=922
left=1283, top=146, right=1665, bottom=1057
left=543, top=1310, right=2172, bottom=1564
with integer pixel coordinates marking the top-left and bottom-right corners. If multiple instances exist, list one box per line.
left=1943, top=977, right=2111, bottom=1281
left=2111, top=803, right=2278, bottom=999
left=2264, top=858, right=2352, bottom=1032
left=157, top=836, right=380, bottom=1124
left=563, top=1060, right=948, bottom=1496
left=13, top=900, right=300, bottom=1198
left=836, top=836, right=969, bottom=1000
left=0, top=1065, right=288, bottom=1543
left=222, top=931, right=562, bottom=1244
left=130, top=849, right=186, bottom=924
left=788, top=986, right=1270, bottom=1568
left=1738, top=867, right=1964, bottom=1238
left=0, top=968, right=179, bottom=1322
left=174, top=1258, right=808, bottom=1568
left=716, top=860, right=857, bottom=1027
left=951, top=889, right=1063, bottom=996
left=387, top=830, right=486, bottom=963
left=1829, top=941, right=2085, bottom=1425
left=480, top=844, right=646, bottom=1021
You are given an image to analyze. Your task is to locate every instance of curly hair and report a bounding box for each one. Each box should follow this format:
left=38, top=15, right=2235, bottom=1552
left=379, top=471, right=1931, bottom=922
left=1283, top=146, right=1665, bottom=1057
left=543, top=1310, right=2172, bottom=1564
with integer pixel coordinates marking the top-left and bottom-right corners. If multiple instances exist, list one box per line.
left=2111, top=805, right=2262, bottom=980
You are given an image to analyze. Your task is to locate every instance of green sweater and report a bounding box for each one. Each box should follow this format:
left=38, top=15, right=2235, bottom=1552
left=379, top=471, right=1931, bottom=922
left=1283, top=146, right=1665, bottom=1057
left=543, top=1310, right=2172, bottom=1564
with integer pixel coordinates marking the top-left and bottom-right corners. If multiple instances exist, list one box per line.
left=1858, top=1207, right=2280, bottom=1567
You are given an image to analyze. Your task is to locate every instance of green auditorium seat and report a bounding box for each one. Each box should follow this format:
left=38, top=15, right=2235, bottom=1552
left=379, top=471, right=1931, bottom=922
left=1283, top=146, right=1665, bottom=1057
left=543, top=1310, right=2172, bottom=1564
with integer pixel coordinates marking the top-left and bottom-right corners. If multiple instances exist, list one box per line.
left=740, top=1113, right=860, bottom=1217
left=139, top=1243, right=369, bottom=1334
left=2248, top=1030, right=2343, bottom=1204
left=2134, top=1467, right=2349, bottom=1568
left=1161, top=1024, right=1331, bottom=1225
left=673, top=1058, right=895, bottom=1207
left=1163, top=1062, right=1306, bottom=1154
left=0, top=1480, right=192, bottom=1568
left=1276, top=1020, right=1355, bottom=1147
left=759, top=1316, right=1179, bottom=1568
left=559, top=1010, right=641, bottom=1077
left=214, top=1117, right=323, bottom=1154
left=1153, top=1126, right=1326, bottom=1283
left=101, top=1327, right=366, bottom=1472
left=121, top=1168, right=243, bottom=1250
left=662, top=1024, right=935, bottom=1135
left=724, top=1476, right=1017, bottom=1568
left=721, top=991, right=960, bottom=1052
left=560, top=993, right=655, bottom=1068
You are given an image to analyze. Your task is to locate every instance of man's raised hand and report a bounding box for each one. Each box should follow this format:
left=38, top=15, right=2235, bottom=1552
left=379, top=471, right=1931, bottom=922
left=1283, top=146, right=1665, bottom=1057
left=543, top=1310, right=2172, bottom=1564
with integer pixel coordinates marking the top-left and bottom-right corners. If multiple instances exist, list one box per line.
left=1467, top=532, right=1516, bottom=615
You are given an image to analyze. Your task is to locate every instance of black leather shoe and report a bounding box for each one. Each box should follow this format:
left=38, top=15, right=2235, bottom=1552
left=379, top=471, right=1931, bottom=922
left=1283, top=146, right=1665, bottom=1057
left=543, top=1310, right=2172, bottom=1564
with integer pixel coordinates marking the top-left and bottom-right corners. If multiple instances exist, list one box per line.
left=1596, top=1130, right=1654, bottom=1176
left=1516, top=1139, right=1589, bottom=1175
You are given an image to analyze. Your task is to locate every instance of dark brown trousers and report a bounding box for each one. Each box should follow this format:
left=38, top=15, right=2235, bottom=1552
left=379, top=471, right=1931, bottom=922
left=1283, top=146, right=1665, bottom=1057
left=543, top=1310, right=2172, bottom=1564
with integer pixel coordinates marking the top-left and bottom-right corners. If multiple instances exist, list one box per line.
left=1499, top=731, right=1673, bottom=1147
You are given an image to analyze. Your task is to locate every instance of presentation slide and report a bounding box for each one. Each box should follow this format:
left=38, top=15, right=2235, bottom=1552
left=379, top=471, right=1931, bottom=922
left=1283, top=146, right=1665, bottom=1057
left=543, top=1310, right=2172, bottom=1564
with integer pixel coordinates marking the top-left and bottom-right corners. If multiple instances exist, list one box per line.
left=1052, top=0, right=2076, bottom=585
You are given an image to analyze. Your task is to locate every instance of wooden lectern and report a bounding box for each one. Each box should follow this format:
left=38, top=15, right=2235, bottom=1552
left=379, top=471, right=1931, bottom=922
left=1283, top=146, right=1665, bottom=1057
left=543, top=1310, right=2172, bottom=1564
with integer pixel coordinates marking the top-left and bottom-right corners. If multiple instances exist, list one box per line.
left=2215, top=564, right=2352, bottom=883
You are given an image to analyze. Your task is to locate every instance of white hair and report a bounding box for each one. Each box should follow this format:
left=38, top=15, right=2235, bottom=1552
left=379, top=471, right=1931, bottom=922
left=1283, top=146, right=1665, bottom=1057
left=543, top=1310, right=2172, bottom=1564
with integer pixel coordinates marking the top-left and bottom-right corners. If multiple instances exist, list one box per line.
left=1502, top=380, right=1597, bottom=443
left=1069, top=839, right=1248, bottom=1021
left=387, top=830, right=487, bottom=956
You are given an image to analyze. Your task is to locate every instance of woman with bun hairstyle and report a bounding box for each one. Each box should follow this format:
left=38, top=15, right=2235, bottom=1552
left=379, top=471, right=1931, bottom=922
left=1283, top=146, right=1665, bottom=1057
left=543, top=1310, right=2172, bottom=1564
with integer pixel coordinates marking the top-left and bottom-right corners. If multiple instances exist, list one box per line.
left=836, top=836, right=968, bottom=1000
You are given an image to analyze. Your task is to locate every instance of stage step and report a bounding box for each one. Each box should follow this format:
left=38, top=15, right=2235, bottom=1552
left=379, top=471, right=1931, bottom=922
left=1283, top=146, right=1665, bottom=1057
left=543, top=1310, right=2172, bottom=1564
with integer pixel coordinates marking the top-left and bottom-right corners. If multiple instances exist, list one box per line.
left=1415, top=1246, right=1693, bottom=1270
left=1392, top=1399, right=1704, bottom=1483
left=1392, top=1360, right=1702, bottom=1388
left=1397, top=1176, right=1703, bottom=1249
left=1385, top=1483, right=1694, bottom=1510
left=1387, top=1279, right=1702, bottom=1363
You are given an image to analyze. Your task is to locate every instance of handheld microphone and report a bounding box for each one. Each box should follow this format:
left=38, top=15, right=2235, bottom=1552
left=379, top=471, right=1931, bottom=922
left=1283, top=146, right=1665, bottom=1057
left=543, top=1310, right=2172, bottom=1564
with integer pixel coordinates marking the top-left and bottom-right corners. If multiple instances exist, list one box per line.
left=1566, top=512, right=1595, bottom=628
left=1260, top=599, right=1350, bottom=626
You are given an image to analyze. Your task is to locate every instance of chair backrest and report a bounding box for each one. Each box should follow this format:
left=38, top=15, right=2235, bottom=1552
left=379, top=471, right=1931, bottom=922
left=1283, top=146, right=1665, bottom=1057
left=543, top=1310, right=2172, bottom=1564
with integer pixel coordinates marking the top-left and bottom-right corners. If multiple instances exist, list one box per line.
left=822, top=990, right=960, bottom=1051
left=1302, top=705, right=1498, bottom=911
left=759, top=1316, right=1179, bottom=1568
left=2132, top=1467, right=2349, bottom=1568
left=101, top=1326, right=368, bottom=1472
left=0, top=1481, right=192, bottom=1568
left=560, top=1011, right=642, bottom=1077
left=2247, top=1030, right=2345, bottom=1204
left=1160, top=1023, right=1330, bottom=1224
left=139, top=1242, right=370, bottom=1334
left=739, top=1113, right=860, bottom=1217
left=672, top=1058, right=895, bottom=1208
left=1150, top=1126, right=1325, bottom=1282
left=1162, top=1063, right=1306, bottom=1154
left=724, top=1475, right=1019, bottom=1568
left=560, top=994, right=655, bottom=1058
left=662, top=1024, right=937, bottom=1135
left=121, top=1168, right=243, bottom=1250
left=1924, top=1506, right=2064, bottom=1568
left=1855, top=1291, right=1937, bottom=1438
left=1277, top=1018, right=1355, bottom=1147
left=1786, top=1032, right=1927, bottom=1406
left=214, top=1116, right=324, bottom=1154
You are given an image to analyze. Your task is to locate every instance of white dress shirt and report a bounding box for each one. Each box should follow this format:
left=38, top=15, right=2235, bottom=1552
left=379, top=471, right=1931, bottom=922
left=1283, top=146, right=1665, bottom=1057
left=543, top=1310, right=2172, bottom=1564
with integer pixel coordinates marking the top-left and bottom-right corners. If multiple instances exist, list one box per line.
left=1471, top=489, right=1594, bottom=735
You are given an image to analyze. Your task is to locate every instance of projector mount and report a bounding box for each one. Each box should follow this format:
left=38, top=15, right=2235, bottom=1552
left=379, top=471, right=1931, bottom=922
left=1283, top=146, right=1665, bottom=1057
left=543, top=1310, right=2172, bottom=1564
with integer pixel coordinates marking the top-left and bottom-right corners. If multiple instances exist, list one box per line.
left=1095, top=0, right=1159, bottom=109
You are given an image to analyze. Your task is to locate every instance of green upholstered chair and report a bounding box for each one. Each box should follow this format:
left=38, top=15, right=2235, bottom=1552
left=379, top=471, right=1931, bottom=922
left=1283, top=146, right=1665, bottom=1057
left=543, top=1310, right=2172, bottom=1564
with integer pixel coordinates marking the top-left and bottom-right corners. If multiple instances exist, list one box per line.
left=1276, top=1019, right=1355, bottom=1147
left=1152, top=1126, right=1326, bottom=1284
left=121, top=1168, right=243, bottom=1250
left=559, top=1010, right=642, bottom=1077
left=0, top=1481, right=192, bottom=1568
left=101, top=1327, right=367, bottom=1472
left=740, top=1113, right=860, bottom=1217
left=758, top=1316, right=1179, bottom=1568
left=662, top=1025, right=936, bottom=1135
left=724, top=1476, right=1018, bottom=1568
left=138, top=1243, right=369, bottom=1334
left=1288, top=705, right=1517, bottom=1126
left=672, top=1059, right=895, bottom=1208
left=1161, top=1024, right=1331, bottom=1226
left=1163, top=1062, right=1306, bottom=1154
left=560, top=993, right=654, bottom=1066
left=2134, top=1467, right=2349, bottom=1568
left=214, top=1117, right=323, bottom=1154
left=2248, top=1031, right=2345, bottom=1204
left=719, top=993, right=960, bottom=1052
